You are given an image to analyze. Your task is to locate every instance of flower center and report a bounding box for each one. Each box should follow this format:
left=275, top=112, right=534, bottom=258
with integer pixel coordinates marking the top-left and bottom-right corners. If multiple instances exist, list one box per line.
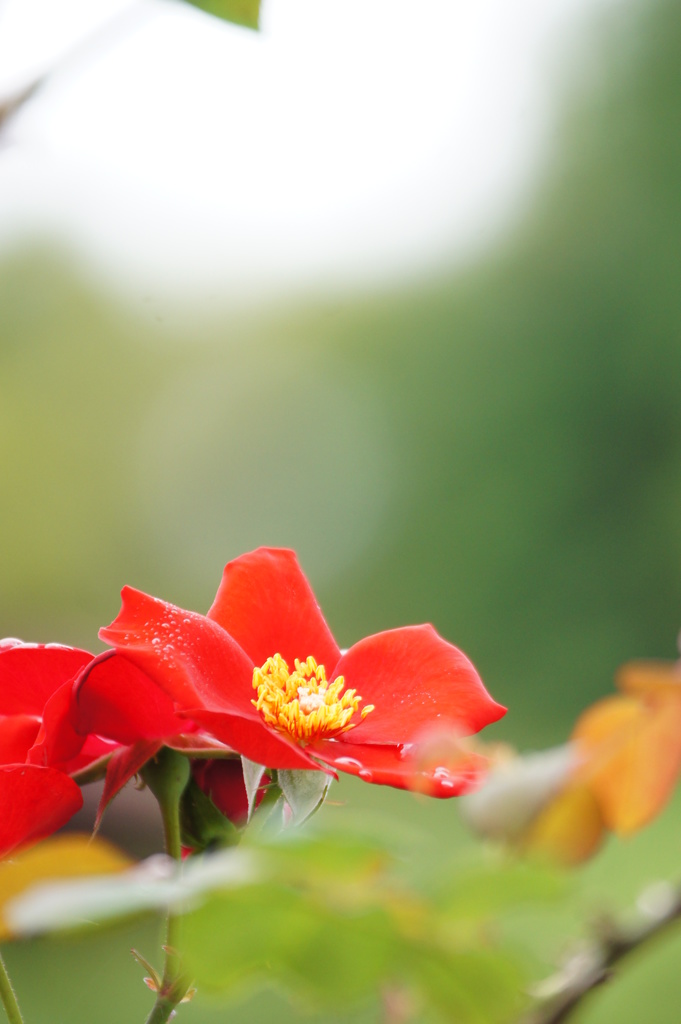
left=252, top=653, right=374, bottom=743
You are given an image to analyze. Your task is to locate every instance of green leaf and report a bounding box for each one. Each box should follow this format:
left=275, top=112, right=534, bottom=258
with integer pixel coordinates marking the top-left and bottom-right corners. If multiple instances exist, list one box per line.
left=183, top=0, right=261, bottom=30
left=439, top=861, right=568, bottom=920
left=277, top=769, right=333, bottom=825
left=411, top=947, right=528, bottom=1024
left=255, top=832, right=390, bottom=884
left=181, top=884, right=397, bottom=1005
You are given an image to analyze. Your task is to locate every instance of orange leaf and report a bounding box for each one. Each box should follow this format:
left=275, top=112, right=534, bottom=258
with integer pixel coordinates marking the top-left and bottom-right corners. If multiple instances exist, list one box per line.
left=524, top=783, right=605, bottom=865
left=573, top=693, right=681, bottom=834
left=616, top=659, right=681, bottom=701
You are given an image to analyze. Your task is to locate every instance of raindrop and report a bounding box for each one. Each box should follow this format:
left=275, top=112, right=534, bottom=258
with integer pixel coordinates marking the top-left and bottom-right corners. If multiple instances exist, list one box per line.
left=432, top=767, right=457, bottom=791
left=358, top=768, right=374, bottom=782
left=334, top=757, right=363, bottom=770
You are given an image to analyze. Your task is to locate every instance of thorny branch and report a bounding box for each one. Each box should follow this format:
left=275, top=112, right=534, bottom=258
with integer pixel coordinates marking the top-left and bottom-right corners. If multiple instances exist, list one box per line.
left=525, top=880, right=681, bottom=1024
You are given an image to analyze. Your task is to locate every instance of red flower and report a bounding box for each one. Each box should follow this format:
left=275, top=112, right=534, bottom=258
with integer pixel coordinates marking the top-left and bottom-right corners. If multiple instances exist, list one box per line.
left=0, top=639, right=94, bottom=855
left=98, top=548, right=505, bottom=796
left=0, top=764, right=83, bottom=858
left=0, top=639, right=199, bottom=846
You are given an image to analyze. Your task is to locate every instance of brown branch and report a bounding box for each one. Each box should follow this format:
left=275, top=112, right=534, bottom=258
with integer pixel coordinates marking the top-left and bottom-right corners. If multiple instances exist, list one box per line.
left=0, top=81, right=41, bottom=131
left=524, top=881, right=681, bottom=1024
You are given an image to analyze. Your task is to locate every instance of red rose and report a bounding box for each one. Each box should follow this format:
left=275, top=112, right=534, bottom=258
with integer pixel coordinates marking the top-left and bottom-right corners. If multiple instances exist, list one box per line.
left=98, top=548, right=505, bottom=796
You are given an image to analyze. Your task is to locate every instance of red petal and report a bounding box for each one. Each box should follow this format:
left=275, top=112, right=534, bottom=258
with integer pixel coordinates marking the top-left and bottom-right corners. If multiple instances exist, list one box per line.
left=99, top=588, right=255, bottom=714
left=207, top=548, right=341, bottom=671
left=28, top=671, right=121, bottom=773
left=65, top=735, right=120, bottom=775
left=185, top=709, right=324, bottom=771
left=0, top=645, right=92, bottom=715
left=315, top=739, right=488, bottom=796
left=331, top=625, right=506, bottom=744
left=73, top=651, right=190, bottom=744
left=0, top=765, right=83, bottom=857
left=193, top=759, right=267, bottom=825
left=0, top=717, right=41, bottom=765
left=95, top=739, right=162, bottom=830
left=27, top=679, right=86, bottom=769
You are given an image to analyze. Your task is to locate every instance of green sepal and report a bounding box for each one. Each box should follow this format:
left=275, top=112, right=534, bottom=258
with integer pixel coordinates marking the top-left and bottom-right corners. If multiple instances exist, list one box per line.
left=277, top=769, right=333, bottom=825
left=241, top=757, right=267, bottom=821
left=180, top=777, right=240, bottom=852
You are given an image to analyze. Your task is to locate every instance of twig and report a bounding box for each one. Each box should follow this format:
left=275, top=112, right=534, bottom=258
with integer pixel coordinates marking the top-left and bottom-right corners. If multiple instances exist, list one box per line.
left=524, top=880, right=681, bottom=1024
left=0, top=0, right=150, bottom=135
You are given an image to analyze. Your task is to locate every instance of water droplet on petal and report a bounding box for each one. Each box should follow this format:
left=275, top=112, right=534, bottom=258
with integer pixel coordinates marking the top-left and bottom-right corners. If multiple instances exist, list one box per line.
left=0, top=638, right=23, bottom=650
left=432, top=767, right=457, bottom=791
left=334, top=757, right=363, bottom=770
left=358, top=768, right=374, bottom=782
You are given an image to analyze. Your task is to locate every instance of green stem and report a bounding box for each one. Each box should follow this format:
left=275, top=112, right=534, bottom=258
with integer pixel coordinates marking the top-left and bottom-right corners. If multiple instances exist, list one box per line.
left=0, top=952, right=25, bottom=1024
left=143, top=992, right=183, bottom=1024
left=141, top=749, right=193, bottom=1024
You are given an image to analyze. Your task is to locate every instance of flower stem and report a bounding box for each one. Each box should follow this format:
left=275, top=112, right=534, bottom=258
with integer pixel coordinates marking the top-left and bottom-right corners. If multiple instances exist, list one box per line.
left=0, top=952, right=25, bottom=1024
left=141, top=749, right=192, bottom=1024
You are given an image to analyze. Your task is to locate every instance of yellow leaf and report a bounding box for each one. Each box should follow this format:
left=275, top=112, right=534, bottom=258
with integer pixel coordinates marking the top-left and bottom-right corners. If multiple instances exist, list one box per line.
left=573, top=693, right=681, bottom=834
left=616, top=659, right=681, bottom=700
left=0, top=834, right=133, bottom=941
left=524, top=784, right=605, bottom=866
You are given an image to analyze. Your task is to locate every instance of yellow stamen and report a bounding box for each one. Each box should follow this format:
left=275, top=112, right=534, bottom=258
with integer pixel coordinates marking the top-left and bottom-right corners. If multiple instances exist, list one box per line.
left=252, top=653, right=374, bottom=744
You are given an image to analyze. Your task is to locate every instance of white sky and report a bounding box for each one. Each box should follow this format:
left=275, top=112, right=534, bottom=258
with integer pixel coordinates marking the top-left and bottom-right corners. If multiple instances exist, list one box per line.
left=0, top=0, right=627, bottom=305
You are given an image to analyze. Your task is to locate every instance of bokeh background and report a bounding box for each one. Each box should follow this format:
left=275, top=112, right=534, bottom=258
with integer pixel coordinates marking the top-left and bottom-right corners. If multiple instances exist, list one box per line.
left=2, top=0, right=681, bottom=1020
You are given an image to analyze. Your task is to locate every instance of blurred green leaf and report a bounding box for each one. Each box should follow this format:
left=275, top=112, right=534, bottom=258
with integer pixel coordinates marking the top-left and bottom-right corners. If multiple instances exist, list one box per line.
left=439, top=861, right=569, bottom=919
left=252, top=831, right=391, bottom=885
left=183, top=0, right=260, bottom=29
left=411, top=947, right=528, bottom=1024
left=181, top=884, right=397, bottom=1005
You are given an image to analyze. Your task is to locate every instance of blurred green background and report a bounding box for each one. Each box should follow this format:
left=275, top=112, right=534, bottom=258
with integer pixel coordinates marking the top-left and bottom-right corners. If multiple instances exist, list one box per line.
left=3, top=0, right=681, bottom=1019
